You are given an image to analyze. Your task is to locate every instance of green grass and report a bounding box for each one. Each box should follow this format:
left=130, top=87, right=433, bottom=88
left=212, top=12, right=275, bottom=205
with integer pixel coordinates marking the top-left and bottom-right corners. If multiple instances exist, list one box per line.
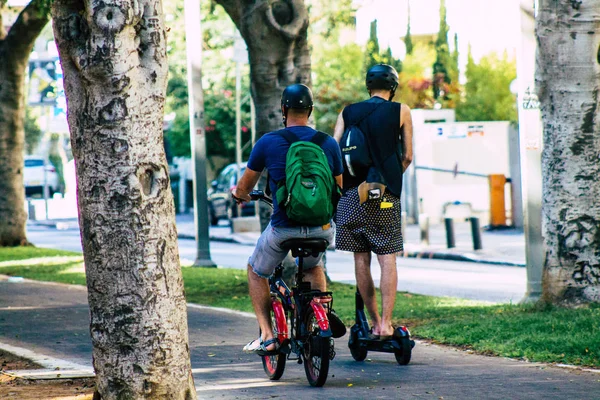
left=2, top=247, right=599, bottom=368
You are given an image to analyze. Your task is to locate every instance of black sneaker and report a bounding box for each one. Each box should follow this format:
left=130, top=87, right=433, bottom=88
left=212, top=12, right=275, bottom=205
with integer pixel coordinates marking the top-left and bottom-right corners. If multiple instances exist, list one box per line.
left=328, top=310, right=347, bottom=338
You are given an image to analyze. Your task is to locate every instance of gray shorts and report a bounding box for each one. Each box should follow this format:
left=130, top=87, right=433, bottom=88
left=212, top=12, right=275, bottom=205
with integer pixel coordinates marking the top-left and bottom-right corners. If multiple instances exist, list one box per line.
left=248, top=222, right=334, bottom=278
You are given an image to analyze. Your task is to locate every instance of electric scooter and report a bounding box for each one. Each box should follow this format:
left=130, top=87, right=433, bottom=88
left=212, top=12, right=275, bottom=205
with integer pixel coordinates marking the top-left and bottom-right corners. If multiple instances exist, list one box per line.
left=348, top=290, right=415, bottom=364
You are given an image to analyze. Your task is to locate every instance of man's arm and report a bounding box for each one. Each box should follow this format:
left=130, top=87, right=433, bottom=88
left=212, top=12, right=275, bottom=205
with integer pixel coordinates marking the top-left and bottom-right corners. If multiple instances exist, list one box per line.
left=334, top=174, right=342, bottom=188
left=232, top=168, right=262, bottom=202
left=333, top=111, right=345, bottom=143
left=400, top=104, right=413, bottom=172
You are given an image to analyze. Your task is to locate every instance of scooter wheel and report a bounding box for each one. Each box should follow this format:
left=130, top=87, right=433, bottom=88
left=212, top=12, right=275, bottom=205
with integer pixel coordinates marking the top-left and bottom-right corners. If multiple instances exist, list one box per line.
left=394, top=337, right=412, bottom=365
left=350, top=346, right=368, bottom=362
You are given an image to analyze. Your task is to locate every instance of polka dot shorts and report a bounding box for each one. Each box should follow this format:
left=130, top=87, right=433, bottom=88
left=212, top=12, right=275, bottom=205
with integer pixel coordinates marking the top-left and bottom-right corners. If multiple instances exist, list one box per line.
left=335, top=187, right=403, bottom=255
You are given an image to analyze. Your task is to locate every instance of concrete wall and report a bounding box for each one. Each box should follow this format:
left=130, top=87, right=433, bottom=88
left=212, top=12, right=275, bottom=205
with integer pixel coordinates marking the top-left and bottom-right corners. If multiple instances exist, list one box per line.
left=413, top=120, right=519, bottom=226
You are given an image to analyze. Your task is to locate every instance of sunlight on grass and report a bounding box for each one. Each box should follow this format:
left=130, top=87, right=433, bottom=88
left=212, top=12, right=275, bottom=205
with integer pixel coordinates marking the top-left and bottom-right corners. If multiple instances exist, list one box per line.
left=1, top=249, right=598, bottom=368
left=0, top=256, right=83, bottom=268
left=0, top=247, right=79, bottom=262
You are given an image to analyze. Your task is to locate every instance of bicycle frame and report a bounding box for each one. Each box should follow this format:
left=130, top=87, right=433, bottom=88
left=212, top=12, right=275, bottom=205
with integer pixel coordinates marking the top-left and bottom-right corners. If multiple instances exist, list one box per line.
left=269, top=260, right=333, bottom=360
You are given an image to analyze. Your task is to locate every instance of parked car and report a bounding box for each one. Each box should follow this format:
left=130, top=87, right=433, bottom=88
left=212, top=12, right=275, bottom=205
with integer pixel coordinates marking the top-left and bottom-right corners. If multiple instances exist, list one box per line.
left=23, top=156, right=60, bottom=198
left=207, top=162, right=256, bottom=225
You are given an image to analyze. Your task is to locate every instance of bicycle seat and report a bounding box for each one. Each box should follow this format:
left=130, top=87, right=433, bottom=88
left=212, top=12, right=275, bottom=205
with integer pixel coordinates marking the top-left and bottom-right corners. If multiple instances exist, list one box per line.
left=281, top=238, right=329, bottom=258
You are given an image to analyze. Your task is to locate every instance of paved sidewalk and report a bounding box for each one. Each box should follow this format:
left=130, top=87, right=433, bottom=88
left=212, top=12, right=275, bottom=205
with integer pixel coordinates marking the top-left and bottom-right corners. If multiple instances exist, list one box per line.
left=1, top=277, right=599, bottom=399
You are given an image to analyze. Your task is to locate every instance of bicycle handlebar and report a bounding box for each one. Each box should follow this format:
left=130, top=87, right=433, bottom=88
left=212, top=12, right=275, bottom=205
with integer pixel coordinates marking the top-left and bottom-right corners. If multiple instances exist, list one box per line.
left=249, top=190, right=273, bottom=206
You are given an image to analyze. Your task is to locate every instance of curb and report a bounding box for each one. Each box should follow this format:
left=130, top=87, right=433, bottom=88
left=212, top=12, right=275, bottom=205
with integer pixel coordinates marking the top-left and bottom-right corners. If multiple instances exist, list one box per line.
left=179, top=233, right=526, bottom=268
left=401, top=250, right=526, bottom=268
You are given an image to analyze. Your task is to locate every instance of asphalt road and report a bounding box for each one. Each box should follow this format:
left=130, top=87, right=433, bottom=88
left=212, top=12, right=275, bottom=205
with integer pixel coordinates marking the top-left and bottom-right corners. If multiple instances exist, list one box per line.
left=0, top=278, right=598, bottom=399
left=26, top=224, right=526, bottom=303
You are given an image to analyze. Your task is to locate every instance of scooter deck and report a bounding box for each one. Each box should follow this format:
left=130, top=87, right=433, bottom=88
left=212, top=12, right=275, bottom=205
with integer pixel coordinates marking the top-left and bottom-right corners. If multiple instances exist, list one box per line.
left=354, top=337, right=403, bottom=353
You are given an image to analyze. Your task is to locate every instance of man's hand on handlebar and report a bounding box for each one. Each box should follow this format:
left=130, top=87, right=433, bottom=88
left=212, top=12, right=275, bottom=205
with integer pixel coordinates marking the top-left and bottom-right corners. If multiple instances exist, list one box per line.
left=231, top=187, right=251, bottom=204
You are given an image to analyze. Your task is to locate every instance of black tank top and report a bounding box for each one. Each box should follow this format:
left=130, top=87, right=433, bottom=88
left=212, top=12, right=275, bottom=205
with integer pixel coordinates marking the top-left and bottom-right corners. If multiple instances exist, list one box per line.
left=342, top=96, right=403, bottom=196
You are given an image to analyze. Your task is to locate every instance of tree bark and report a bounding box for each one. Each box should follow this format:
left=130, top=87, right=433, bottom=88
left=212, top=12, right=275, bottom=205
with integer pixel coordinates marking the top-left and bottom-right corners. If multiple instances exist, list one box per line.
left=536, top=0, right=600, bottom=304
left=0, top=0, right=50, bottom=246
left=217, top=0, right=311, bottom=135
left=52, top=0, right=196, bottom=398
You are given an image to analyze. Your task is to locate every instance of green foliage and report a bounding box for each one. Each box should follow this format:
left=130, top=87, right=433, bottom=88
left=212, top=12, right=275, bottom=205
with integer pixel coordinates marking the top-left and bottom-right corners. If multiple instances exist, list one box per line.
left=362, top=20, right=402, bottom=74
left=455, top=52, right=517, bottom=123
left=432, top=0, right=453, bottom=100
left=396, top=44, right=436, bottom=109
left=313, top=42, right=364, bottom=133
left=163, top=0, right=250, bottom=161
left=364, top=20, right=380, bottom=72
left=306, top=0, right=356, bottom=39
left=24, top=108, right=43, bottom=154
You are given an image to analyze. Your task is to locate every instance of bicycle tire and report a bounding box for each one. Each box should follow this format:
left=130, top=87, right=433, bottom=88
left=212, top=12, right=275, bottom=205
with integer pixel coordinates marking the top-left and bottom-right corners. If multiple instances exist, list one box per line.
left=302, top=308, right=330, bottom=387
left=262, top=299, right=287, bottom=380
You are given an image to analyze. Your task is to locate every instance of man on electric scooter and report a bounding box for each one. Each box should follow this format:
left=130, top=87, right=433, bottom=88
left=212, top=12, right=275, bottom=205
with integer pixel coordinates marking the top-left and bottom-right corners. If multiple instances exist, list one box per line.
left=333, top=64, right=414, bottom=340
left=232, top=84, right=346, bottom=355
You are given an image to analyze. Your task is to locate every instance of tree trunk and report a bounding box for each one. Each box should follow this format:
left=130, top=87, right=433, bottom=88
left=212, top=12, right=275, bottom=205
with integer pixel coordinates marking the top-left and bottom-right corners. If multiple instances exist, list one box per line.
left=536, top=0, right=600, bottom=304
left=0, top=0, right=49, bottom=246
left=52, top=0, right=196, bottom=398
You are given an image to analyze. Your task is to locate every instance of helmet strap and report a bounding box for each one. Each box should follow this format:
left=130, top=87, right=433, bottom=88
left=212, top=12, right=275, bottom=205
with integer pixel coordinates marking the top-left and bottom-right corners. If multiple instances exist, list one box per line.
left=282, top=107, right=288, bottom=127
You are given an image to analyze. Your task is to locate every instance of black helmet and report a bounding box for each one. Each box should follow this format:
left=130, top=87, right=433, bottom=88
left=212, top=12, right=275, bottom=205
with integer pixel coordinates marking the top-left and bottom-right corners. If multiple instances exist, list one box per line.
left=281, top=84, right=313, bottom=109
left=365, top=64, right=399, bottom=92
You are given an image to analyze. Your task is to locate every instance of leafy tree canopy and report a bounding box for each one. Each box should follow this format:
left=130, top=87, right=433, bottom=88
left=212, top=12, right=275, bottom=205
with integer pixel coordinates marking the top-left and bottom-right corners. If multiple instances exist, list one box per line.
left=455, top=51, right=517, bottom=123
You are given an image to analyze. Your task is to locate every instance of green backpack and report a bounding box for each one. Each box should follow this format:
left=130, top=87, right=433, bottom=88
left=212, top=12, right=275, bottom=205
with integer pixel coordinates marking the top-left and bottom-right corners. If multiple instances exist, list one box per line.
left=275, top=130, right=337, bottom=226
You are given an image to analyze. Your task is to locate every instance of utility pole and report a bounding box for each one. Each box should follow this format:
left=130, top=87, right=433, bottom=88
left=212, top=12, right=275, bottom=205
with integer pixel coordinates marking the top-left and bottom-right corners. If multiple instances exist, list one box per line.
left=517, top=0, right=543, bottom=302
left=232, top=32, right=248, bottom=220
left=185, top=0, right=215, bottom=267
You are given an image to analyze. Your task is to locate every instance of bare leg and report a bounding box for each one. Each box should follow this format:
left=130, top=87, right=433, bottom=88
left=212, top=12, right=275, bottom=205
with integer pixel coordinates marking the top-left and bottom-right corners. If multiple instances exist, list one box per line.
left=247, top=265, right=276, bottom=350
left=303, top=261, right=327, bottom=292
left=354, top=252, right=381, bottom=334
left=376, top=253, right=398, bottom=337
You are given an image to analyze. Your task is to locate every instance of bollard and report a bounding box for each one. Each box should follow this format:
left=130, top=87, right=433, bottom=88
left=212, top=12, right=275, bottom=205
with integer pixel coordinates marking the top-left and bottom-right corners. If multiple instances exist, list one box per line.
left=444, top=218, right=456, bottom=248
left=470, top=216, right=483, bottom=250
left=27, top=200, right=36, bottom=221
left=419, top=213, right=429, bottom=246
left=489, top=174, right=507, bottom=227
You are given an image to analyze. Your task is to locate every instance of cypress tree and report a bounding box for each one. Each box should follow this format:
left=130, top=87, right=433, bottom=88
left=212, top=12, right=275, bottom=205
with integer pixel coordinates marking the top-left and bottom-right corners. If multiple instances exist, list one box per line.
left=364, top=19, right=380, bottom=71
left=433, top=0, right=451, bottom=100
left=404, top=1, right=414, bottom=55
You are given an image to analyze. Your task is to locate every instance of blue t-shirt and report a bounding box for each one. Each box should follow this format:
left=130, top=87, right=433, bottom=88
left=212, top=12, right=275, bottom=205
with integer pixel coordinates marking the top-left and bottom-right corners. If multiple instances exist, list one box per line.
left=247, top=126, right=343, bottom=227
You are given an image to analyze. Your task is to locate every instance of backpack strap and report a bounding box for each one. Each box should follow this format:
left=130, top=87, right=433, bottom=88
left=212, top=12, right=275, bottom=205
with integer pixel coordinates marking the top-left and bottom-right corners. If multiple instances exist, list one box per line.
left=310, top=131, right=329, bottom=147
left=279, top=129, right=300, bottom=144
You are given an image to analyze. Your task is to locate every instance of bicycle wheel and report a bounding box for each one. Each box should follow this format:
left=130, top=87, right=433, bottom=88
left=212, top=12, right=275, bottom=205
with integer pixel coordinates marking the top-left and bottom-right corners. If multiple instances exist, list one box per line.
left=302, top=308, right=330, bottom=387
left=262, top=299, right=287, bottom=380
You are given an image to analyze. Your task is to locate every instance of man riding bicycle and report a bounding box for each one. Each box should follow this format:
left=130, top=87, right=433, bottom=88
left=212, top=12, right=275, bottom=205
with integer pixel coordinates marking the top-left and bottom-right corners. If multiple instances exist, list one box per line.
left=232, top=84, right=345, bottom=355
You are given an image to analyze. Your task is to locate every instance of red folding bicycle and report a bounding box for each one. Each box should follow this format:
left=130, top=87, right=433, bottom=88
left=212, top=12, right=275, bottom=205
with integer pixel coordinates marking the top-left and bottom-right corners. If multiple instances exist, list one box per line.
left=249, top=190, right=336, bottom=387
